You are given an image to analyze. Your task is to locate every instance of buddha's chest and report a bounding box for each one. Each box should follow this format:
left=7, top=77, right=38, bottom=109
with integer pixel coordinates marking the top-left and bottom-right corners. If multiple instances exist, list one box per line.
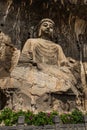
left=34, top=42, right=58, bottom=65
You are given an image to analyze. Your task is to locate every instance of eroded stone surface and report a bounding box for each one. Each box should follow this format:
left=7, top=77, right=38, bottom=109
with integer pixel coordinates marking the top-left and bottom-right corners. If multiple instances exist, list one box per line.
left=0, top=31, right=20, bottom=77
left=0, top=18, right=85, bottom=113
left=9, top=59, right=83, bottom=113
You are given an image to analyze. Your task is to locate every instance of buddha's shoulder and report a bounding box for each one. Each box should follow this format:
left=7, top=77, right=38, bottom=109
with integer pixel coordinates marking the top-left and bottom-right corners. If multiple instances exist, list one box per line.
left=25, top=38, right=40, bottom=43
left=52, top=42, right=62, bottom=49
left=56, top=44, right=62, bottom=48
left=25, top=38, right=62, bottom=49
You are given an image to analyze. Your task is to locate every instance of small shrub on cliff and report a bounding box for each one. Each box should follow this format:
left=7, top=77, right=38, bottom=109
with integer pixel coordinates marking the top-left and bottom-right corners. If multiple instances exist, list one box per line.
left=33, top=111, right=58, bottom=126
left=60, top=109, right=84, bottom=124
left=0, top=108, right=17, bottom=126
left=25, top=110, right=34, bottom=125
left=60, top=112, right=72, bottom=124
left=71, top=109, right=84, bottom=124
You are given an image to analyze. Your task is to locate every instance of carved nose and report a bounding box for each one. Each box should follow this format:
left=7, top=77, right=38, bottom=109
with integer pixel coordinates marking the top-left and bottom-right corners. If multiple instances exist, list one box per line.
left=46, top=26, right=50, bottom=31
left=47, top=26, right=50, bottom=29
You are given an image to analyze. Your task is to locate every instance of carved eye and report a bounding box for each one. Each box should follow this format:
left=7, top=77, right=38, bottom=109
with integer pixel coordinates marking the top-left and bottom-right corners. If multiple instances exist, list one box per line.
left=43, top=23, right=48, bottom=27
left=42, top=22, right=53, bottom=29
left=50, top=26, right=53, bottom=29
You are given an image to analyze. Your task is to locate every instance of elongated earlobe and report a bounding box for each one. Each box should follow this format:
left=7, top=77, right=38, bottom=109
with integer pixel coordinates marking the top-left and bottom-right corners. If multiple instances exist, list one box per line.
left=38, top=29, right=41, bottom=37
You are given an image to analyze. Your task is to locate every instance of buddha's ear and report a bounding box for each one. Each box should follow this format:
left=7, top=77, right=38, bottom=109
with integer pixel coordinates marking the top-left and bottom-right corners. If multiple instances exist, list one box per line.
left=38, top=28, right=41, bottom=37
left=51, top=32, right=53, bottom=39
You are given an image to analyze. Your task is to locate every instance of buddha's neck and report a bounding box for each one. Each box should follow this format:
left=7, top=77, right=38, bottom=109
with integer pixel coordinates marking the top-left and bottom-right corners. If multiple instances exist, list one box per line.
left=40, top=35, right=52, bottom=41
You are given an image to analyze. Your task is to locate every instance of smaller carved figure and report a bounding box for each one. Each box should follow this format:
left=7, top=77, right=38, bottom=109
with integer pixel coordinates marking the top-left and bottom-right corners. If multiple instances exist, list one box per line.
left=0, top=31, right=20, bottom=76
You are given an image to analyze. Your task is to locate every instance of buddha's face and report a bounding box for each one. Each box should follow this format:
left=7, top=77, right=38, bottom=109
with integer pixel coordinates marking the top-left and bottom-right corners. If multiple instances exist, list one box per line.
left=39, top=21, right=54, bottom=38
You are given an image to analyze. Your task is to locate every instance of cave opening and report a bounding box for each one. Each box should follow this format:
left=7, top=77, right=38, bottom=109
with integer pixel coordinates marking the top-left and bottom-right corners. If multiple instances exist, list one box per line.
left=0, top=90, right=7, bottom=110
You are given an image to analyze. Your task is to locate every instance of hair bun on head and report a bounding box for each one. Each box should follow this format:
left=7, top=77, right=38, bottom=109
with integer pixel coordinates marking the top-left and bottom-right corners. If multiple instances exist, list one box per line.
left=39, top=18, right=55, bottom=26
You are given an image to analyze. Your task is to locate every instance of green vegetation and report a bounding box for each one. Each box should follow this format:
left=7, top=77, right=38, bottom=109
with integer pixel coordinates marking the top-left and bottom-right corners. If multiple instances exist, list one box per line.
left=0, top=108, right=58, bottom=126
left=0, top=108, right=84, bottom=126
left=60, top=109, right=84, bottom=124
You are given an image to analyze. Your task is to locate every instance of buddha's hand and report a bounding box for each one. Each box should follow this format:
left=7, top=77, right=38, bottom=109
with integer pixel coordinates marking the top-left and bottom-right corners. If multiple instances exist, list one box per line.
left=60, top=61, right=69, bottom=67
left=60, top=58, right=76, bottom=67
left=36, top=63, right=47, bottom=71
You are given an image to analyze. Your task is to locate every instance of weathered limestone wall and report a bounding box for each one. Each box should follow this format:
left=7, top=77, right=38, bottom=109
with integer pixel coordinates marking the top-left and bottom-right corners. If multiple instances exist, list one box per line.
left=0, top=0, right=87, bottom=112
left=0, top=0, right=87, bottom=60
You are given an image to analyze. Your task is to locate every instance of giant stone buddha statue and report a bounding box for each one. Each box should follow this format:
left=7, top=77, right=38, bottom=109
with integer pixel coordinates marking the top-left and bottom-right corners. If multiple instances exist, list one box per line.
left=11, top=18, right=83, bottom=112
left=21, top=18, right=67, bottom=67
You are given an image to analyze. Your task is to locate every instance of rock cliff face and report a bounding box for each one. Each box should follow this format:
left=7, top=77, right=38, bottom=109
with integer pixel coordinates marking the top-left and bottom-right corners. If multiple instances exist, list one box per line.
left=0, top=0, right=87, bottom=59
left=0, top=0, right=87, bottom=113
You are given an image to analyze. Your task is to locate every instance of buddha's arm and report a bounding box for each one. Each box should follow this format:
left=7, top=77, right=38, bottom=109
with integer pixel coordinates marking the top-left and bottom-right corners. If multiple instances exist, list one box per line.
left=20, top=39, right=36, bottom=65
left=22, top=39, right=31, bottom=54
left=19, top=39, right=32, bottom=62
left=57, top=45, right=67, bottom=66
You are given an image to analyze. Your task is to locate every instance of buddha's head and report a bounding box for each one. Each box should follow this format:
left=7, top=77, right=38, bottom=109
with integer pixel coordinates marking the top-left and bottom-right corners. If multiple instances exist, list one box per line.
left=38, top=18, right=55, bottom=39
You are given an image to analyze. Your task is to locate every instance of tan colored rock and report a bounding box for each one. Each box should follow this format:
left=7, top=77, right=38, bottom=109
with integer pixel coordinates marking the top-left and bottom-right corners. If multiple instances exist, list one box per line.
left=10, top=60, right=81, bottom=111
left=9, top=19, right=83, bottom=112
left=0, top=19, right=84, bottom=113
